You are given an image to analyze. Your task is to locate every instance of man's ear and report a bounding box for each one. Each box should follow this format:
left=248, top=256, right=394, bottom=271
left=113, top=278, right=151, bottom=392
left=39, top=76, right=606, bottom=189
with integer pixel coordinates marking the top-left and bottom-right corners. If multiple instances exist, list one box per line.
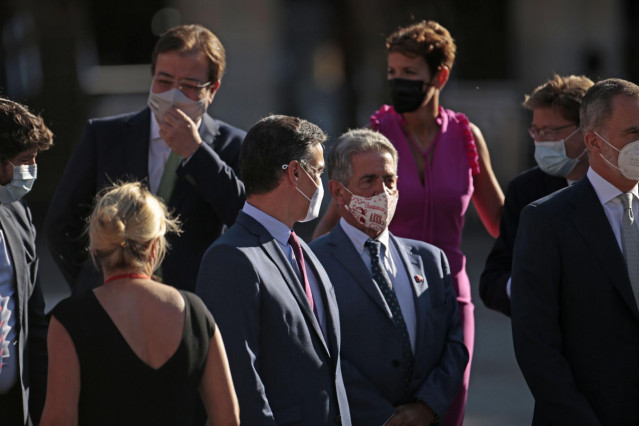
left=583, top=131, right=600, bottom=153
left=283, top=161, right=301, bottom=186
left=205, top=80, right=221, bottom=104
left=329, top=180, right=347, bottom=206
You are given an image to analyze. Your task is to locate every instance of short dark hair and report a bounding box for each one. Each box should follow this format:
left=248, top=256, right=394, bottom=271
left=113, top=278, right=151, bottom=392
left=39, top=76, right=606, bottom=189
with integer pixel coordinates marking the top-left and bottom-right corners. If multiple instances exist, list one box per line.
left=0, top=98, right=53, bottom=161
left=523, top=74, right=594, bottom=124
left=151, top=24, right=226, bottom=83
left=580, top=78, right=639, bottom=133
left=240, top=115, right=326, bottom=196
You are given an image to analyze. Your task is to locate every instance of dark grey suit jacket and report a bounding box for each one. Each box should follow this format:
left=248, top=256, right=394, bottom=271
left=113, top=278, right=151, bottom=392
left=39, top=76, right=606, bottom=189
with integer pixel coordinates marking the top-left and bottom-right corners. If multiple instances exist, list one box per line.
left=196, top=212, right=351, bottom=426
left=44, top=108, right=245, bottom=294
left=310, top=224, right=467, bottom=425
left=512, top=177, right=639, bottom=425
left=480, top=167, right=567, bottom=316
left=0, top=201, right=48, bottom=425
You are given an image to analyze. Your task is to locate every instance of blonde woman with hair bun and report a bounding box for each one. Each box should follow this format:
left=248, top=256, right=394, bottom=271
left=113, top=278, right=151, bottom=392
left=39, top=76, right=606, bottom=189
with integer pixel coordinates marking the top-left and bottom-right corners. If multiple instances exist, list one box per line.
left=40, top=182, right=239, bottom=426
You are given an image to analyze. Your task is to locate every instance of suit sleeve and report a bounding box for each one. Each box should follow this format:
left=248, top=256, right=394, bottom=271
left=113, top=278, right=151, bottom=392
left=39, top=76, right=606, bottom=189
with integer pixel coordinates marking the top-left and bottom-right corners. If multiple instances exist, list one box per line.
left=43, top=121, right=97, bottom=288
left=25, top=205, right=48, bottom=423
left=178, top=127, right=245, bottom=227
left=414, top=249, right=469, bottom=418
left=195, top=244, right=276, bottom=426
left=479, top=179, right=521, bottom=316
left=511, top=205, right=601, bottom=425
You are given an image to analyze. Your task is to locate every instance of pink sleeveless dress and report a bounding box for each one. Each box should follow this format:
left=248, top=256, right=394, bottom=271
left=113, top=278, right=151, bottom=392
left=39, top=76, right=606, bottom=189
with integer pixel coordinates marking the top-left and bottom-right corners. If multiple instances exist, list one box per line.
left=371, top=105, right=479, bottom=426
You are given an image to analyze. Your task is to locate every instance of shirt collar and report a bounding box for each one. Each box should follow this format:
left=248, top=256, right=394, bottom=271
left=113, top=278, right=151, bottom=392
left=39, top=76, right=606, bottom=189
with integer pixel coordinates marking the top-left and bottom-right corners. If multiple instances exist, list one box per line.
left=339, top=217, right=391, bottom=257
left=242, top=201, right=292, bottom=246
left=587, top=167, right=639, bottom=204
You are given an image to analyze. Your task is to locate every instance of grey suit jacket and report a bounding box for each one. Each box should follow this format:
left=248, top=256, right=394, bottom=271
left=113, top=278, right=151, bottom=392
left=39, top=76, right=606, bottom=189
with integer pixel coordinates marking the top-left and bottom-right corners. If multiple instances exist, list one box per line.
left=0, top=201, right=48, bottom=425
left=196, top=212, right=351, bottom=426
left=310, top=224, right=467, bottom=425
left=512, top=177, right=639, bottom=425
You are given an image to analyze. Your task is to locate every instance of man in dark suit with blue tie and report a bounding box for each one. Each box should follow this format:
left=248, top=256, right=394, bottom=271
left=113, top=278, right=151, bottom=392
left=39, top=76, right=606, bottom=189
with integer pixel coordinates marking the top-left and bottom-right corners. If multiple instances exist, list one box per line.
left=44, top=24, right=245, bottom=294
left=310, top=129, right=468, bottom=425
left=480, top=74, right=593, bottom=316
left=512, top=78, right=639, bottom=424
left=0, top=98, right=51, bottom=425
left=196, top=115, right=351, bottom=425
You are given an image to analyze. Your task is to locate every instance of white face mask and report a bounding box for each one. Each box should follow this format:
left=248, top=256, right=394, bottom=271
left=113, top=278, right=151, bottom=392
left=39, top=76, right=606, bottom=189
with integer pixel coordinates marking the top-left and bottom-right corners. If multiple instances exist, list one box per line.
left=147, top=86, right=208, bottom=123
left=594, top=131, right=639, bottom=180
left=534, top=127, right=586, bottom=177
left=0, top=163, right=37, bottom=204
left=342, top=184, right=399, bottom=232
left=287, top=164, right=324, bottom=222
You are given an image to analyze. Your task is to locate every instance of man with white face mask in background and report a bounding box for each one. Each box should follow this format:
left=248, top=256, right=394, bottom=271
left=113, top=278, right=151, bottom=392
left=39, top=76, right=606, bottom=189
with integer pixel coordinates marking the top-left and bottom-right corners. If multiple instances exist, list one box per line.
left=196, top=115, right=351, bottom=426
left=0, top=98, right=52, bottom=426
left=44, top=24, right=245, bottom=295
left=310, top=129, right=468, bottom=426
left=511, top=78, right=639, bottom=424
left=480, top=74, right=593, bottom=316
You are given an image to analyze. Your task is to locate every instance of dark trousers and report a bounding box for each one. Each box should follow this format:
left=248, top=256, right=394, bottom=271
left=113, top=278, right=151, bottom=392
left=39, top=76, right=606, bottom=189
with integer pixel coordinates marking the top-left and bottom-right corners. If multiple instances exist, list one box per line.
left=0, top=381, right=25, bottom=426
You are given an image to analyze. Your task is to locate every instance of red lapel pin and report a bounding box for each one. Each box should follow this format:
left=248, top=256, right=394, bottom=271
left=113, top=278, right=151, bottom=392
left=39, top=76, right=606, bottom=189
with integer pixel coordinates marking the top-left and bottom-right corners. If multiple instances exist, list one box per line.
left=414, top=275, right=424, bottom=283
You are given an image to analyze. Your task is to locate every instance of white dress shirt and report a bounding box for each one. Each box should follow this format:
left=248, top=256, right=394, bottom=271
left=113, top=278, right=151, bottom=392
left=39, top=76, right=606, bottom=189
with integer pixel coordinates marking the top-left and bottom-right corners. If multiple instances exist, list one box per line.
left=587, top=167, right=639, bottom=252
left=242, top=202, right=327, bottom=332
left=339, top=218, right=417, bottom=352
left=0, top=229, right=18, bottom=393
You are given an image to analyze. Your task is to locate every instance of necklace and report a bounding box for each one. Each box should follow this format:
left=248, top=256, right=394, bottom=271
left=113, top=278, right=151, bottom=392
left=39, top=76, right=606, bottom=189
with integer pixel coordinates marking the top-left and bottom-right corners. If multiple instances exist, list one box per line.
left=104, top=273, right=151, bottom=285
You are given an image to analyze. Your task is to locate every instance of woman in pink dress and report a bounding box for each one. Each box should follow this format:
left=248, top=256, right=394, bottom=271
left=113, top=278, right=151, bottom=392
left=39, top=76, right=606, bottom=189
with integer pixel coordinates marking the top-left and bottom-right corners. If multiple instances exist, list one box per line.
left=314, top=20, right=504, bottom=426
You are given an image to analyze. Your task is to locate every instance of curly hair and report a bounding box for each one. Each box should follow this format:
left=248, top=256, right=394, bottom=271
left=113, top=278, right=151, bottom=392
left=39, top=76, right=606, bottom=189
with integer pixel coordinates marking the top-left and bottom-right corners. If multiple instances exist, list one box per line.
left=386, top=20, right=457, bottom=74
left=0, top=98, right=53, bottom=161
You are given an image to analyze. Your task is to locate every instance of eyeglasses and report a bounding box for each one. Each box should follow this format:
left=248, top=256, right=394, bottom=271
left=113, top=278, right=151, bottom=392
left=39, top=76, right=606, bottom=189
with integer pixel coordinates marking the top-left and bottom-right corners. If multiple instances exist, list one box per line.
left=528, top=123, right=577, bottom=141
left=153, top=76, right=212, bottom=99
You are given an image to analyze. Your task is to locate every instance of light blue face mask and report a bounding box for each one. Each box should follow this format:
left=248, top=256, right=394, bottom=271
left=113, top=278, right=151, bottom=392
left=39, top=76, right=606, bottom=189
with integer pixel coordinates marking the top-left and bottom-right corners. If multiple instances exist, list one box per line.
left=533, top=127, right=586, bottom=177
left=0, top=163, right=37, bottom=204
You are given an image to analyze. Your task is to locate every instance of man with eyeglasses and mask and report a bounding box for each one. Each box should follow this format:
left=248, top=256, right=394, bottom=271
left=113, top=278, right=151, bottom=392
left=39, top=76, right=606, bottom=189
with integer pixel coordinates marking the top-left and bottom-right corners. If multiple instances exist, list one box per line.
left=0, top=98, right=52, bottom=426
left=45, top=24, right=246, bottom=295
left=511, top=78, right=639, bottom=424
left=480, top=74, right=593, bottom=316
left=310, top=129, right=467, bottom=426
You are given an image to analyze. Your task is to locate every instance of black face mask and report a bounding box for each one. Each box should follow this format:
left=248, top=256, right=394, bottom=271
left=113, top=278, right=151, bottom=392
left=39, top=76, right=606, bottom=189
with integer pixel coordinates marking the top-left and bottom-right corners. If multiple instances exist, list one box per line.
left=388, top=78, right=430, bottom=113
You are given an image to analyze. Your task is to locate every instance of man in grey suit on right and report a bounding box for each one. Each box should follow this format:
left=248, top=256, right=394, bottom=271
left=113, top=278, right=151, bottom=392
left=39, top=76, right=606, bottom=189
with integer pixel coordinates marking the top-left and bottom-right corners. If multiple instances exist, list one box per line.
left=311, top=129, right=467, bottom=425
left=196, top=115, right=350, bottom=425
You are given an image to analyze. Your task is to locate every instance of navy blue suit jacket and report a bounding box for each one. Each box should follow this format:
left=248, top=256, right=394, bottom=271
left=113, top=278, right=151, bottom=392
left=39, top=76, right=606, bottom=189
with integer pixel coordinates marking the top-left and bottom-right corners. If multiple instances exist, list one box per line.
left=310, top=224, right=467, bottom=425
left=512, top=177, right=639, bottom=425
left=196, top=212, right=351, bottom=426
left=44, top=108, right=245, bottom=294
left=480, top=167, right=567, bottom=316
left=0, top=200, right=48, bottom=425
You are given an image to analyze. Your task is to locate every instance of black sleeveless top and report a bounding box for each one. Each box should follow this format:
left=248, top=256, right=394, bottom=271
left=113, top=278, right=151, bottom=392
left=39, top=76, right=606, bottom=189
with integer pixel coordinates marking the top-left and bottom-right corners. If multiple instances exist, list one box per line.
left=53, top=290, right=216, bottom=425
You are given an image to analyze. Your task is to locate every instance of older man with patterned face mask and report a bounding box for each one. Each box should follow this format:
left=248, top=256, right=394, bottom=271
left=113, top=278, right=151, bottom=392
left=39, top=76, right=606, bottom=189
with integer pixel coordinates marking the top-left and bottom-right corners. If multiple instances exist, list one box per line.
left=310, top=128, right=468, bottom=426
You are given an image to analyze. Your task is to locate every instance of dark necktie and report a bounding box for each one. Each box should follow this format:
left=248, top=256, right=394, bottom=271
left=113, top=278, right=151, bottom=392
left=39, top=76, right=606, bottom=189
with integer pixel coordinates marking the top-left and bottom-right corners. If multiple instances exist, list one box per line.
left=365, top=239, right=414, bottom=398
left=157, top=151, right=183, bottom=203
left=288, top=231, right=316, bottom=314
left=619, top=193, right=639, bottom=308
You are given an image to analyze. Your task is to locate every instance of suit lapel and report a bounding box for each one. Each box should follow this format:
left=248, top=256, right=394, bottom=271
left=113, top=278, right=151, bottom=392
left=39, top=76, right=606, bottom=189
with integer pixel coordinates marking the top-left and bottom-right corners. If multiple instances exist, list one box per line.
left=236, top=213, right=331, bottom=356
left=569, top=179, right=639, bottom=320
left=123, top=108, right=152, bottom=183
left=327, top=225, right=393, bottom=318
left=0, top=205, right=25, bottom=324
